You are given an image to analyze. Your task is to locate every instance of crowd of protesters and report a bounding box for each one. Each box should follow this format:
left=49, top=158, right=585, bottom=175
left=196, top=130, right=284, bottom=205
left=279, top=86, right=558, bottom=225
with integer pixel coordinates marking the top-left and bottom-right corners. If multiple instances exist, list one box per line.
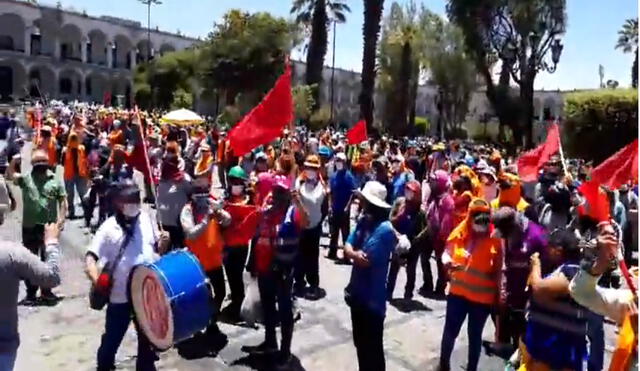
left=0, top=101, right=637, bottom=371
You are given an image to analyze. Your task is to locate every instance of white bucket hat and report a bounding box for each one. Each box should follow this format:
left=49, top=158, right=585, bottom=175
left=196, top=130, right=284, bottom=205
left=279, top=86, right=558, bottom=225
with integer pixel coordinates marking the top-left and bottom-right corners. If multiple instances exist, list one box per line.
left=356, top=181, right=391, bottom=209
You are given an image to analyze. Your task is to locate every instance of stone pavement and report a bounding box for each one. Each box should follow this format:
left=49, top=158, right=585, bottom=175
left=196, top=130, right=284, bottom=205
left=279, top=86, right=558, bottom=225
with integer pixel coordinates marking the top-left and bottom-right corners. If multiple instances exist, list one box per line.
left=4, top=154, right=619, bottom=371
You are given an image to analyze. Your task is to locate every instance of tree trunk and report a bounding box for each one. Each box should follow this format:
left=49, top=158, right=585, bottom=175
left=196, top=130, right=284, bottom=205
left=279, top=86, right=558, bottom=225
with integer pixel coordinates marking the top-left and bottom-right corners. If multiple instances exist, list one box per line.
left=520, top=75, right=535, bottom=149
left=633, top=48, right=638, bottom=88
left=306, top=0, right=328, bottom=110
left=397, top=41, right=412, bottom=136
left=359, top=0, right=384, bottom=135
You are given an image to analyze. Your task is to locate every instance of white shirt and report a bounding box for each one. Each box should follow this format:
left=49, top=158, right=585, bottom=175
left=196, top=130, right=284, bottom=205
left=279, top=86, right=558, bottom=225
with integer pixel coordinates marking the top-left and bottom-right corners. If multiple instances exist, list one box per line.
left=296, top=179, right=326, bottom=229
left=88, top=212, right=159, bottom=304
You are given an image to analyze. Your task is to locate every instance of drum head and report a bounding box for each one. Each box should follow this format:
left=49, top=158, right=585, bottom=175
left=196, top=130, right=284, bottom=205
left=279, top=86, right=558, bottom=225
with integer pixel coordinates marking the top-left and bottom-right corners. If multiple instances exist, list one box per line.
left=130, top=265, right=174, bottom=351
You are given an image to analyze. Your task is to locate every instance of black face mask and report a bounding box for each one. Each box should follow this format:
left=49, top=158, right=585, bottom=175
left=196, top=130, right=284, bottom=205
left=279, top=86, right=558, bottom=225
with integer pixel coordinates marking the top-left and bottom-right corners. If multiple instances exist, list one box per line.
left=32, top=164, right=49, bottom=175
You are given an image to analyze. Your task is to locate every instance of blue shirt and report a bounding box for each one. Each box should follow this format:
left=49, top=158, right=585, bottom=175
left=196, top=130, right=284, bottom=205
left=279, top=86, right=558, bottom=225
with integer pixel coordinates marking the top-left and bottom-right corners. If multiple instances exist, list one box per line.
left=330, top=169, right=356, bottom=213
left=346, top=219, right=397, bottom=316
left=390, top=172, right=413, bottom=201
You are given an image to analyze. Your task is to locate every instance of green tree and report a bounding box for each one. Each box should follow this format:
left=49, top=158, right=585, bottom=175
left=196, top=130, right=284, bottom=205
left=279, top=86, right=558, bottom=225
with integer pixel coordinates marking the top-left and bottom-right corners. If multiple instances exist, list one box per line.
left=292, top=84, right=316, bottom=123
left=378, top=1, right=427, bottom=135
left=360, top=0, right=385, bottom=134
left=447, top=0, right=567, bottom=149
left=133, top=48, right=198, bottom=110
left=423, top=15, right=476, bottom=137
left=291, top=0, right=350, bottom=109
left=199, top=10, right=300, bottom=107
left=615, top=18, right=638, bottom=88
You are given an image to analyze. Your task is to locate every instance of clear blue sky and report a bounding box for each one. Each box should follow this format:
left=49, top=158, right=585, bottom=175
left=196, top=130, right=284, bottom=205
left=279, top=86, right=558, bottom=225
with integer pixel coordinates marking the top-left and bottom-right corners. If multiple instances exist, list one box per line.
left=42, top=0, right=638, bottom=90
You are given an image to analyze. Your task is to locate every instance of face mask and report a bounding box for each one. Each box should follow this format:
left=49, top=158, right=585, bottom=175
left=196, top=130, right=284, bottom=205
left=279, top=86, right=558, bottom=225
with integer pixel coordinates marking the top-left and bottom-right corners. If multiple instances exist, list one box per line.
left=392, top=163, right=401, bottom=172
left=231, top=185, right=244, bottom=196
left=122, top=203, right=141, bottom=218
left=32, top=164, right=49, bottom=175
left=404, top=190, right=414, bottom=200
left=305, top=170, right=318, bottom=180
left=335, top=162, right=344, bottom=171
left=193, top=193, right=210, bottom=209
left=482, top=184, right=498, bottom=200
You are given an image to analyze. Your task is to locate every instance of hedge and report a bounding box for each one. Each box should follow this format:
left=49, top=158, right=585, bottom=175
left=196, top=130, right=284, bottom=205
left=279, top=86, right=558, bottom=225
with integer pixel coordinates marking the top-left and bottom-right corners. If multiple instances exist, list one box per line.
left=563, top=88, right=638, bottom=164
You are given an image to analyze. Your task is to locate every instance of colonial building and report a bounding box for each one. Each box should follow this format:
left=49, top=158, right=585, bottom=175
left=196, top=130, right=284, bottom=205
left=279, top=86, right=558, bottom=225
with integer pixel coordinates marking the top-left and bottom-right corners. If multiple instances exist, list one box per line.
left=0, top=0, right=197, bottom=105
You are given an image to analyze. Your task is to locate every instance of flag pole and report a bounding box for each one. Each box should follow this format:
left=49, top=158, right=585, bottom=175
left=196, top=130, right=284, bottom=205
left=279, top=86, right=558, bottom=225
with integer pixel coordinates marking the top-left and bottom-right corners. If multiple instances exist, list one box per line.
left=554, top=119, right=569, bottom=178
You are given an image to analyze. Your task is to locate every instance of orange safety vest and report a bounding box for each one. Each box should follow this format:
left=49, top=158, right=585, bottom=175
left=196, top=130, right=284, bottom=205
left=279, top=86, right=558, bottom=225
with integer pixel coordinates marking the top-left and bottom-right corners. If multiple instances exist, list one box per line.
left=448, top=236, right=501, bottom=305
left=195, top=153, right=212, bottom=176
left=609, top=312, right=637, bottom=371
left=38, top=138, right=57, bottom=166
left=63, top=146, right=89, bottom=180
left=185, top=215, right=224, bottom=272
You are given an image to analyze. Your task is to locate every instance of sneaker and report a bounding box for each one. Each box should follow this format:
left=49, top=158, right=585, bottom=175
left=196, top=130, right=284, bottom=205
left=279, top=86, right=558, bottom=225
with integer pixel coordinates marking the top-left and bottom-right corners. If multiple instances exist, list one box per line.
left=418, top=286, right=433, bottom=298
left=293, top=286, right=306, bottom=298
left=19, top=296, right=37, bottom=306
left=39, top=292, right=61, bottom=306
left=241, top=341, right=278, bottom=355
left=304, top=287, right=323, bottom=301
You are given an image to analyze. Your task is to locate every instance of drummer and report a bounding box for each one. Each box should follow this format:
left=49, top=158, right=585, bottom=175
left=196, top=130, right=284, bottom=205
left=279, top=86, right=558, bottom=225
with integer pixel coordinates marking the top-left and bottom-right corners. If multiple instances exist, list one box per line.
left=84, top=180, right=170, bottom=371
left=180, top=177, right=231, bottom=348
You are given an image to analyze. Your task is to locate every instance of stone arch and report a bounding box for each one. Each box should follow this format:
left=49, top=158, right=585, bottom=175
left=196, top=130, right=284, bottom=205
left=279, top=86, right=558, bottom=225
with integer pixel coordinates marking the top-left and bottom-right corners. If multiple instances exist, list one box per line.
left=28, top=64, right=56, bottom=99
left=87, top=29, right=108, bottom=66
left=113, top=34, right=134, bottom=69
left=32, top=18, right=58, bottom=57
left=58, top=68, right=83, bottom=100
left=136, top=39, right=155, bottom=63
left=110, top=75, right=132, bottom=107
left=0, top=13, right=26, bottom=52
left=85, top=71, right=108, bottom=103
left=59, top=23, right=83, bottom=61
left=159, top=42, right=176, bottom=56
left=0, top=59, right=27, bottom=102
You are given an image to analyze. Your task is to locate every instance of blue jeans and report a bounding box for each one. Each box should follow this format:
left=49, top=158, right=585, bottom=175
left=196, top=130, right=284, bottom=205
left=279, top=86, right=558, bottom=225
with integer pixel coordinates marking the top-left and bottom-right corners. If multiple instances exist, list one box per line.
left=0, top=348, right=17, bottom=371
left=97, top=303, right=156, bottom=371
left=439, top=295, right=491, bottom=371
left=587, top=313, right=605, bottom=371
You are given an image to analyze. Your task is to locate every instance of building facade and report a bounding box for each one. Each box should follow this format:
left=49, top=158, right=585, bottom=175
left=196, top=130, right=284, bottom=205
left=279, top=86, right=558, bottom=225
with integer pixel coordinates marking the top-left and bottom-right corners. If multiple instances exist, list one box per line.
left=0, top=0, right=197, bottom=105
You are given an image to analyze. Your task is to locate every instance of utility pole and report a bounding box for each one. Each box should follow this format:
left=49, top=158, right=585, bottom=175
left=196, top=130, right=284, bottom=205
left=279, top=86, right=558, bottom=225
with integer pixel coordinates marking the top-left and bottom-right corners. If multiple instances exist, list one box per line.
left=329, top=20, right=336, bottom=125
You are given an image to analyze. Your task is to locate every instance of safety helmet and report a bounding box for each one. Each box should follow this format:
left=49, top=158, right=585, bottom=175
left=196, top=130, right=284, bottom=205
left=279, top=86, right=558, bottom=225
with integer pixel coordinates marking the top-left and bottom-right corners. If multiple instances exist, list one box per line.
left=228, top=166, right=248, bottom=180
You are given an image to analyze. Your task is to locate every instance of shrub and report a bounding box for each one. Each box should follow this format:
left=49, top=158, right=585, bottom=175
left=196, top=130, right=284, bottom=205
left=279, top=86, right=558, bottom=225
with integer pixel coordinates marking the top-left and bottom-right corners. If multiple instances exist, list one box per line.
left=414, top=116, right=429, bottom=135
left=309, top=106, right=332, bottom=131
left=563, top=89, right=638, bottom=163
left=171, top=89, right=193, bottom=109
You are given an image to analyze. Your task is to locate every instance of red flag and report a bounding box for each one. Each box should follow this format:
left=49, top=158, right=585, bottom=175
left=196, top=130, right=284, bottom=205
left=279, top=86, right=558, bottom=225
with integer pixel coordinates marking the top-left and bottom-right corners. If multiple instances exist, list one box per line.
left=103, top=91, right=112, bottom=107
left=346, top=120, right=368, bottom=145
left=578, top=181, right=611, bottom=222
left=126, top=106, right=152, bottom=184
left=228, top=63, right=293, bottom=157
left=517, top=123, right=561, bottom=182
left=589, top=139, right=638, bottom=189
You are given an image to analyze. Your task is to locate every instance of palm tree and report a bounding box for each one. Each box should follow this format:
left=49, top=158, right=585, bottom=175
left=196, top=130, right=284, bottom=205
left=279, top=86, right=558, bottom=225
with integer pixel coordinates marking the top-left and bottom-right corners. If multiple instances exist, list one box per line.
left=359, top=0, right=384, bottom=134
left=291, top=0, right=350, bottom=109
left=615, top=18, right=638, bottom=88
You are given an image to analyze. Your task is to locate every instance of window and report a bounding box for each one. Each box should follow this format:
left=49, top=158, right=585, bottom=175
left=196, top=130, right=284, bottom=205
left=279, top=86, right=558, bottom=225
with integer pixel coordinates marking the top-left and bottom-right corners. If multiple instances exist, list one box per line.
left=60, top=78, right=72, bottom=95
left=86, top=77, right=92, bottom=95
left=0, top=36, right=14, bottom=51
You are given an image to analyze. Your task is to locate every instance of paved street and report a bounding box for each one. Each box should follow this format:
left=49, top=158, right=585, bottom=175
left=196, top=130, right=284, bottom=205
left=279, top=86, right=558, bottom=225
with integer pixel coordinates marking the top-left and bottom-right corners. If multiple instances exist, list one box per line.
left=3, top=151, right=618, bottom=371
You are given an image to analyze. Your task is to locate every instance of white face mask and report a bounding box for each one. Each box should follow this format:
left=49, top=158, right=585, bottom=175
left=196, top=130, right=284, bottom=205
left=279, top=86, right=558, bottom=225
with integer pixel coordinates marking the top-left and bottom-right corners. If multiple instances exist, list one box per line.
left=335, top=162, right=345, bottom=171
left=305, top=169, right=318, bottom=180
left=231, top=185, right=244, bottom=196
left=122, top=203, right=141, bottom=218
left=483, top=184, right=498, bottom=201
left=404, top=190, right=414, bottom=200
left=392, top=163, right=401, bottom=172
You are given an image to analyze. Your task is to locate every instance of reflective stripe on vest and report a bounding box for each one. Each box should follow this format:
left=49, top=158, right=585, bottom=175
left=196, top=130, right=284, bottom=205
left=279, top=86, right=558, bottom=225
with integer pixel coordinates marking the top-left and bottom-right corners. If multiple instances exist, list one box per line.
left=449, top=278, right=497, bottom=294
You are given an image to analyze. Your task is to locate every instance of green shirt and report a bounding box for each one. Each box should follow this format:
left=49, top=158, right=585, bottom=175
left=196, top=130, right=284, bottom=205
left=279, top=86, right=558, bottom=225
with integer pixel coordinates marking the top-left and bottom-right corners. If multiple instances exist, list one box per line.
left=15, top=171, right=66, bottom=228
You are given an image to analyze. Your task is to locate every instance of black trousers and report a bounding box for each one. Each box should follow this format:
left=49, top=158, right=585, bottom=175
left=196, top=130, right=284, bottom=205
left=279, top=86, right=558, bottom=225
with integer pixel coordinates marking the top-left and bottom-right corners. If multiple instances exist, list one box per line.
left=495, top=307, right=526, bottom=347
left=223, top=245, right=249, bottom=311
left=422, top=238, right=447, bottom=293
left=295, top=224, right=322, bottom=290
left=259, top=269, right=294, bottom=355
left=161, top=224, right=185, bottom=251
left=328, top=211, right=350, bottom=257
left=350, top=303, right=385, bottom=371
left=386, top=242, right=422, bottom=299
left=206, top=267, right=226, bottom=333
left=22, top=225, right=52, bottom=298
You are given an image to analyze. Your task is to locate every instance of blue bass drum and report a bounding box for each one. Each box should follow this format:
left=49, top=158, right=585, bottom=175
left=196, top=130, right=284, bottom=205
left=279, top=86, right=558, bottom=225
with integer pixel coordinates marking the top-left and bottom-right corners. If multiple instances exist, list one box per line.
left=130, top=250, right=213, bottom=351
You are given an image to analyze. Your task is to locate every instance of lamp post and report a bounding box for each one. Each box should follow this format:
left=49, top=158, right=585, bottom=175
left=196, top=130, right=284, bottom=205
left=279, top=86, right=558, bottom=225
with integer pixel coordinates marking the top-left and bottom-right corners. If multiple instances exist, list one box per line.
left=138, top=0, right=162, bottom=62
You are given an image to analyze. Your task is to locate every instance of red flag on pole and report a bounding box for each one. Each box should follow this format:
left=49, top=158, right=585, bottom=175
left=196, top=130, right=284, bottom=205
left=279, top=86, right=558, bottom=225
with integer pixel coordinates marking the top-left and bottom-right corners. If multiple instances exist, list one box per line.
left=346, top=120, right=368, bottom=145
left=228, top=63, right=293, bottom=157
left=589, top=139, right=638, bottom=189
left=126, top=106, right=153, bottom=184
left=103, top=91, right=112, bottom=107
left=517, top=123, right=561, bottom=182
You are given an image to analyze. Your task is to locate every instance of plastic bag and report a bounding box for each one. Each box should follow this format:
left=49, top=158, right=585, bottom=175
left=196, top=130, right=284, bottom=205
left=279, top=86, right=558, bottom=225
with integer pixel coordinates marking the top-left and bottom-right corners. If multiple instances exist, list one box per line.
left=240, top=275, right=262, bottom=327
